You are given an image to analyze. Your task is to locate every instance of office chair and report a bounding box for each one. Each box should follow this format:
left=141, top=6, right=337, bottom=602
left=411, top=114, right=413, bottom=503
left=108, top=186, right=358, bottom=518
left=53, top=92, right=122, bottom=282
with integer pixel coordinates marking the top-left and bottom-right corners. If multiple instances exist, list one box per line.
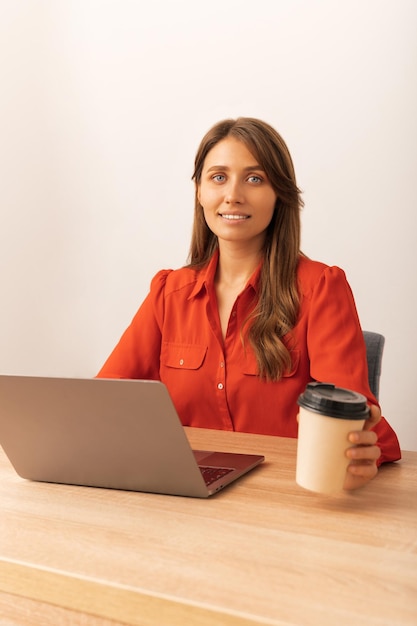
left=362, top=331, right=385, bottom=400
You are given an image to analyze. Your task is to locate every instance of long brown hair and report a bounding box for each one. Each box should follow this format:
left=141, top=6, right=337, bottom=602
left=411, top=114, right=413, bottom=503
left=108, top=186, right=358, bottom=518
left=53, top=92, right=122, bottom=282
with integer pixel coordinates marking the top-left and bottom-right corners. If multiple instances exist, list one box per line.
left=189, top=117, right=303, bottom=381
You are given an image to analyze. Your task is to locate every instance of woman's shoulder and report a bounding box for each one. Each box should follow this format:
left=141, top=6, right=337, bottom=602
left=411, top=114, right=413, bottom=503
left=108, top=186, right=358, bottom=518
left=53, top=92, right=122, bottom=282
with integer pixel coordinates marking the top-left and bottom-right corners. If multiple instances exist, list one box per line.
left=297, top=255, right=348, bottom=296
left=150, top=265, right=201, bottom=294
left=297, top=254, right=329, bottom=278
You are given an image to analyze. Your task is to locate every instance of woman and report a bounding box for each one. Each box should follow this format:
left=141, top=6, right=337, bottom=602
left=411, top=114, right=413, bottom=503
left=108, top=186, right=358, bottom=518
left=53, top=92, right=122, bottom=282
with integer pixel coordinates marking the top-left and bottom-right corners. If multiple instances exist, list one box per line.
left=97, top=117, right=401, bottom=490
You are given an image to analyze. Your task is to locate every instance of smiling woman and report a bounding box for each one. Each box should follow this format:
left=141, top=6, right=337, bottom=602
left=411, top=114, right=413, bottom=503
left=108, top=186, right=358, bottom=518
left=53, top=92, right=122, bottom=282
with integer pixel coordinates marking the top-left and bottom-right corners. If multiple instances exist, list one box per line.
left=197, top=137, right=277, bottom=253
left=190, top=118, right=302, bottom=367
left=97, top=116, right=401, bottom=492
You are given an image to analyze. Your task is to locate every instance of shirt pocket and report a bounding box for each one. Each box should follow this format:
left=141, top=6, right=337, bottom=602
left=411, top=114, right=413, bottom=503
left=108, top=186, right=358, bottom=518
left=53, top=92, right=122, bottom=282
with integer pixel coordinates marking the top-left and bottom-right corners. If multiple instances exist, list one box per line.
left=242, top=349, right=300, bottom=378
left=161, top=342, right=208, bottom=370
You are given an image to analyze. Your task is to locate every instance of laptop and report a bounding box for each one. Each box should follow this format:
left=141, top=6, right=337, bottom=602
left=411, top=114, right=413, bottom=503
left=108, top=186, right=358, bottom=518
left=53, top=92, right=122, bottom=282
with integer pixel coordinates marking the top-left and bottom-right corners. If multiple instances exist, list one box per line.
left=0, top=374, right=264, bottom=498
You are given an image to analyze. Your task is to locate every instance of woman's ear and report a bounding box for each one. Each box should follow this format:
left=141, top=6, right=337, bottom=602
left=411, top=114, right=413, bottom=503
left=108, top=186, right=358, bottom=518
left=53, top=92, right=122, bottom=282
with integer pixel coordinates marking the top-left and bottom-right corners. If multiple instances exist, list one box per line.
left=195, top=182, right=201, bottom=205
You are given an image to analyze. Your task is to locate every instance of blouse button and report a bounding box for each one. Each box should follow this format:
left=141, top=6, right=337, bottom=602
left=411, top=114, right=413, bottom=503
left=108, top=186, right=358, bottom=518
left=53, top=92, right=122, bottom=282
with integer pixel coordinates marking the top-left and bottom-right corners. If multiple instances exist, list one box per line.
left=179, top=359, right=184, bottom=365
left=217, top=383, right=224, bottom=390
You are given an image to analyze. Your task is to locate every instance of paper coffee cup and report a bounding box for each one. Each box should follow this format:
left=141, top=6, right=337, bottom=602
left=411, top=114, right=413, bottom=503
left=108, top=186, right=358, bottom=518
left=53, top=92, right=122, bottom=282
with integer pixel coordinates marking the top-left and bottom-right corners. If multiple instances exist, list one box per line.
left=296, top=382, right=370, bottom=494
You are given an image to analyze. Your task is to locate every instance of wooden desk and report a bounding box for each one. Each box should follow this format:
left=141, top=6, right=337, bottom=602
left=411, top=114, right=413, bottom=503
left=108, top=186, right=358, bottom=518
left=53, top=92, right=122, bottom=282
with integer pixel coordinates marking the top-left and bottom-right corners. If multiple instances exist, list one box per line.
left=0, top=428, right=416, bottom=626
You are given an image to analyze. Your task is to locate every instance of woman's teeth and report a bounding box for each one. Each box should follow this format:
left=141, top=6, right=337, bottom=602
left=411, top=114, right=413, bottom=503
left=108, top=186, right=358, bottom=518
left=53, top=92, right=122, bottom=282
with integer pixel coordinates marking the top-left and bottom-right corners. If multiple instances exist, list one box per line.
left=221, top=214, right=249, bottom=220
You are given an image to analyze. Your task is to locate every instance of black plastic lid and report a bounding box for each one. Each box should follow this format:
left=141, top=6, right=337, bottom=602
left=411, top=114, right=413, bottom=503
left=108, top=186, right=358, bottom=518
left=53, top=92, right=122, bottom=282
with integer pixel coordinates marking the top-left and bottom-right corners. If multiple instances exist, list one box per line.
left=297, top=382, right=370, bottom=420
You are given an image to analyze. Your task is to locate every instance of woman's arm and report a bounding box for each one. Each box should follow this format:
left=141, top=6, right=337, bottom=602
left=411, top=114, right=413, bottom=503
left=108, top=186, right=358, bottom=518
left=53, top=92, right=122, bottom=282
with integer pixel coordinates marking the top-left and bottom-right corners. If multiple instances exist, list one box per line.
left=305, top=265, right=401, bottom=487
left=97, top=270, right=171, bottom=380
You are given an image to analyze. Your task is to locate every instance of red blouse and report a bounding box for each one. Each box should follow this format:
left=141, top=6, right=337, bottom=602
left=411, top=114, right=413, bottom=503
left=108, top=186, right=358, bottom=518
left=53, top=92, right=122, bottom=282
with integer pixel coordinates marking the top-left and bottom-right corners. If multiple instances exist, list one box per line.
left=97, top=252, right=401, bottom=465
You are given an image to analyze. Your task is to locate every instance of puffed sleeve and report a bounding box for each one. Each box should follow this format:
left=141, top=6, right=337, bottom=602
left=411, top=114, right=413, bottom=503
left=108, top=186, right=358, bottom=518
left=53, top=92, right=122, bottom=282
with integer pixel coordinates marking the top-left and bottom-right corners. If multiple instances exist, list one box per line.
left=96, top=269, right=172, bottom=381
left=306, top=266, right=401, bottom=465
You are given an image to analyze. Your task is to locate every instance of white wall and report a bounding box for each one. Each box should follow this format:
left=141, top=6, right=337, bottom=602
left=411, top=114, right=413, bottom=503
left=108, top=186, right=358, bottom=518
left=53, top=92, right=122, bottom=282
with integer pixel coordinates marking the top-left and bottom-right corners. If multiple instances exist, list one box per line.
left=1, top=0, right=416, bottom=450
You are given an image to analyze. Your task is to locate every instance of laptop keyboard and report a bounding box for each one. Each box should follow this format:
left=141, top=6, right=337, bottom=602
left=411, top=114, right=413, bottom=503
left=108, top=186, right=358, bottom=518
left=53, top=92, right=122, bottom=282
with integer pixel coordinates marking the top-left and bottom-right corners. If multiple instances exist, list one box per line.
left=199, top=465, right=234, bottom=486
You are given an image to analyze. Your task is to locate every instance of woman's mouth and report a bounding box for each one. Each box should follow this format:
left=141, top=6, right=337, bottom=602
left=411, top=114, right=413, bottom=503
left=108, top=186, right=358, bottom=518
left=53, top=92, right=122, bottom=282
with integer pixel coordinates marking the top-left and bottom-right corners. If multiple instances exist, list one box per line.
left=219, top=214, right=250, bottom=220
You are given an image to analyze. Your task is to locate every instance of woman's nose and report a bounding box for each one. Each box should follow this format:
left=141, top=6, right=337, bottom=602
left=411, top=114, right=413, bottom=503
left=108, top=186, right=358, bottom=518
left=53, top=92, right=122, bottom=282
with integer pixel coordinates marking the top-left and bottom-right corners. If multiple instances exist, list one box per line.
left=225, top=180, right=244, bottom=204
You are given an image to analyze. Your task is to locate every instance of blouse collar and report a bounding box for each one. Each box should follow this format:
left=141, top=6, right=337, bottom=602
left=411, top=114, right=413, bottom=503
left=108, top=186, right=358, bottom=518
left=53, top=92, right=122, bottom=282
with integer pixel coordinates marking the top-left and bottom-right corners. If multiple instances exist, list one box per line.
left=188, top=249, right=262, bottom=300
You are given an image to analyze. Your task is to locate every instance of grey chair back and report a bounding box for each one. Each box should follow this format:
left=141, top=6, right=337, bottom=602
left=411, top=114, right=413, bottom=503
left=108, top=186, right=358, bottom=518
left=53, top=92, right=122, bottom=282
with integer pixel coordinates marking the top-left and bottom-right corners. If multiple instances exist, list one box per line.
left=362, top=331, right=385, bottom=400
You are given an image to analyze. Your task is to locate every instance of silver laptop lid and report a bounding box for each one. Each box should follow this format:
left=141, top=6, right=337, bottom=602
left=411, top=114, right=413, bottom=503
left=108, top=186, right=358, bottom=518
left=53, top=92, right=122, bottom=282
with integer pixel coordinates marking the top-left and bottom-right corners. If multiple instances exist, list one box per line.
left=0, top=375, right=264, bottom=497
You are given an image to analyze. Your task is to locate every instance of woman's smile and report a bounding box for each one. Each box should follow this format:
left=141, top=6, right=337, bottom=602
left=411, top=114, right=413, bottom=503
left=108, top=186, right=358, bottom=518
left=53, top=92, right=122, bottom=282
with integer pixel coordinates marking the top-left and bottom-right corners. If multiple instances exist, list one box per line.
left=218, top=212, right=250, bottom=221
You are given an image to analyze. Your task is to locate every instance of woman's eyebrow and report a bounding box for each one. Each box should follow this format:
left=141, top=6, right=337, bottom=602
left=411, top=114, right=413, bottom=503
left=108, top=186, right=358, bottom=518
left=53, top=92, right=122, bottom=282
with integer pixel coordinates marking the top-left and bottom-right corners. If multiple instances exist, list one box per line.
left=206, top=164, right=265, bottom=172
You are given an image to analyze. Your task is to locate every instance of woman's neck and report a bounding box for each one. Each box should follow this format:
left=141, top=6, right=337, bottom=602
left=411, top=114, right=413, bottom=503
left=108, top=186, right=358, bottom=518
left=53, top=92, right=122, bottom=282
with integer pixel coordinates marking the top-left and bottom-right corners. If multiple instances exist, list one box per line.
left=215, top=246, right=262, bottom=290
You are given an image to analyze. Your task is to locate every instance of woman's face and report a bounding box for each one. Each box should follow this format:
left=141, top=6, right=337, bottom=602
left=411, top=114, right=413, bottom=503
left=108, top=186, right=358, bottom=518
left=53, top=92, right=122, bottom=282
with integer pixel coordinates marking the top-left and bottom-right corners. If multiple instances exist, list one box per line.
left=197, top=137, right=277, bottom=251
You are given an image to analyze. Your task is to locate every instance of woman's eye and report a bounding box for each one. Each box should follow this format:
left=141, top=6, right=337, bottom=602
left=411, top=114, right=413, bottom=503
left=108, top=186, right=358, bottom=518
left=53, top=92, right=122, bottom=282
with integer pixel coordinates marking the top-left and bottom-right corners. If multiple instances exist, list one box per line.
left=248, top=175, right=262, bottom=184
left=212, top=174, right=225, bottom=182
